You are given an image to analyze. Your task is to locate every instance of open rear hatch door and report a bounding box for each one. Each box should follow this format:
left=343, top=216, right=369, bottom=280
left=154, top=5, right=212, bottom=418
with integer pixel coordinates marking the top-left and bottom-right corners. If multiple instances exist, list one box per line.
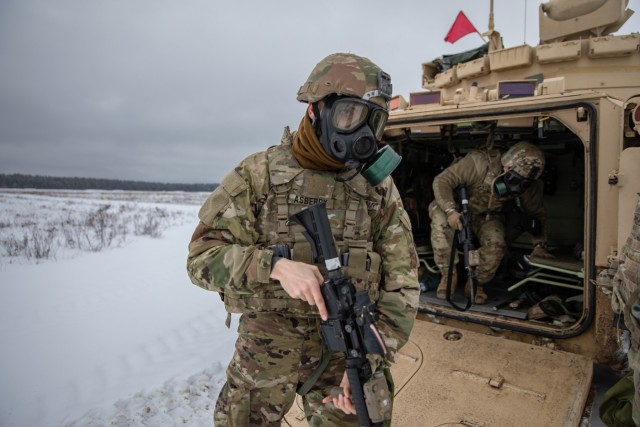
left=284, top=320, right=592, bottom=426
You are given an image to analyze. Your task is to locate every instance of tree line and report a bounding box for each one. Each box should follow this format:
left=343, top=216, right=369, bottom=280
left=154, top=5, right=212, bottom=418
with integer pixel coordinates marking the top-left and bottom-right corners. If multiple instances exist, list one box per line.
left=0, top=173, right=217, bottom=192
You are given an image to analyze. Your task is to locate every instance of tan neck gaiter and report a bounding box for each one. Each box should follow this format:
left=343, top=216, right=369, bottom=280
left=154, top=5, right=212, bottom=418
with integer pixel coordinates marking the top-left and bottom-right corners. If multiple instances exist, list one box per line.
left=292, top=114, right=344, bottom=171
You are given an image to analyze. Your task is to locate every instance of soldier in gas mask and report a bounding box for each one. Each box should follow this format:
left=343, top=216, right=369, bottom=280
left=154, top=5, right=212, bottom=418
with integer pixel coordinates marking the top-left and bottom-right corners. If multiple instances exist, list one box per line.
left=429, top=142, right=554, bottom=305
left=187, top=53, right=419, bottom=426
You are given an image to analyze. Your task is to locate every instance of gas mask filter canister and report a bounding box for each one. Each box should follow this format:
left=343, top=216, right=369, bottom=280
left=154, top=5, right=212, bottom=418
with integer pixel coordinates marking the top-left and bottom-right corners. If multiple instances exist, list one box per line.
left=361, top=145, right=402, bottom=186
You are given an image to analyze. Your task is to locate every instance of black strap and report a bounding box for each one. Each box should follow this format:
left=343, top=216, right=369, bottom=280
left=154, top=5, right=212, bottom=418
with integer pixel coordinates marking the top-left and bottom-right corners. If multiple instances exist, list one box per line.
left=445, top=229, right=475, bottom=311
left=297, top=348, right=331, bottom=396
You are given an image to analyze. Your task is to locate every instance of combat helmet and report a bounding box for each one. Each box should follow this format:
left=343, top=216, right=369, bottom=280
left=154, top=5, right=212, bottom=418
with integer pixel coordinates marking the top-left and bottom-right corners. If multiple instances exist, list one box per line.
left=296, top=53, right=392, bottom=108
left=501, top=142, right=545, bottom=180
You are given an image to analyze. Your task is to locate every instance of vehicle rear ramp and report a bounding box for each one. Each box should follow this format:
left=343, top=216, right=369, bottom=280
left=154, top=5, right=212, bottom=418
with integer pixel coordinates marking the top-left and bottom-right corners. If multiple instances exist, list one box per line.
left=285, top=320, right=592, bottom=426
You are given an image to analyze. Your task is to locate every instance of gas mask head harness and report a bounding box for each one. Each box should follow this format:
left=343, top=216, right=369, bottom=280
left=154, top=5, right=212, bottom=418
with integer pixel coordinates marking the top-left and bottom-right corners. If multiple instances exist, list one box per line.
left=297, top=52, right=401, bottom=185
left=493, top=142, right=545, bottom=197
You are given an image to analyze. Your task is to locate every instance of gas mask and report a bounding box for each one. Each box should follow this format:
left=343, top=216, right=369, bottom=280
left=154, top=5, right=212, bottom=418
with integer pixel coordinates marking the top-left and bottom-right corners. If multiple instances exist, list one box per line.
left=493, top=166, right=539, bottom=198
left=315, top=95, right=401, bottom=185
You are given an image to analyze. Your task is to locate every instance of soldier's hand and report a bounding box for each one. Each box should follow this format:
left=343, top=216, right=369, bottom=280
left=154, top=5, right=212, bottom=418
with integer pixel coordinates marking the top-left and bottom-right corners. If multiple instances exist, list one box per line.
left=531, top=246, right=554, bottom=259
left=321, top=371, right=356, bottom=415
left=447, top=210, right=463, bottom=231
left=270, top=259, right=328, bottom=320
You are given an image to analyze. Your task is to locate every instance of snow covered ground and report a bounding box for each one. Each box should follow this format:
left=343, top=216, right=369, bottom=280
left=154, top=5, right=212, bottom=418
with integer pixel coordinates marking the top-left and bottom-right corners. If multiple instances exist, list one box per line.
left=0, top=190, right=238, bottom=427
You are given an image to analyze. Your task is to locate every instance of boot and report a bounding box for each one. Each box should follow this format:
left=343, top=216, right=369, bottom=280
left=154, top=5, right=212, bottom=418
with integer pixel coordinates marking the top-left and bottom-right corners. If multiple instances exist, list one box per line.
left=465, top=281, right=488, bottom=305
left=436, top=269, right=457, bottom=299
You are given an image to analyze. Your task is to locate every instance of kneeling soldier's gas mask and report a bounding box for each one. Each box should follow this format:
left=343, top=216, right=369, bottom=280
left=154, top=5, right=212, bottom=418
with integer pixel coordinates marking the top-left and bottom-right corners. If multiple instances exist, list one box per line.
left=493, top=167, right=539, bottom=197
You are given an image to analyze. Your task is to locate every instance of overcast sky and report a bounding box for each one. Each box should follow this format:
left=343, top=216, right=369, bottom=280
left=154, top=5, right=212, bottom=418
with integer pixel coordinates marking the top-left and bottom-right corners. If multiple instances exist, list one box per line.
left=1, top=1, right=639, bottom=184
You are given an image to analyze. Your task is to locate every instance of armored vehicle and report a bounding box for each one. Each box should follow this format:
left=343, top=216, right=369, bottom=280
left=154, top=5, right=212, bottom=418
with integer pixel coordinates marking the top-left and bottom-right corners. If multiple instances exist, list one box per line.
left=284, top=0, right=640, bottom=425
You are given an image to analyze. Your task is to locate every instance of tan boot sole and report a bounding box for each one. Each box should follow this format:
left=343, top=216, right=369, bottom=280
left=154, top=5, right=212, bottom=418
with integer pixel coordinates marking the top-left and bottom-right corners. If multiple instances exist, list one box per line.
left=436, top=273, right=457, bottom=299
left=436, top=289, right=449, bottom=299
left=465, top=282, right=488, bottom=305
left=474, top=291, right=488, bottom=305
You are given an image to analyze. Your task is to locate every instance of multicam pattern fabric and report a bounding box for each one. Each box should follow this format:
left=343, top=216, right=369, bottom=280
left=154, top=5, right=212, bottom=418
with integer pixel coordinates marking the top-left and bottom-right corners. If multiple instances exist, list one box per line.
left=613, top=195, right=640, bottom=321
left=187, top=128, right=419, bottom=426
left=612, top=194, right=640, bottom=424
left=500, top=141, right=546, bottom=180
left=429, top=200, right=507, bottom=284
left=296, top=53, right=390, bottom=108
left=430, top=149, right=547, bottom=284
left=213, top=312, right=362, bottom=427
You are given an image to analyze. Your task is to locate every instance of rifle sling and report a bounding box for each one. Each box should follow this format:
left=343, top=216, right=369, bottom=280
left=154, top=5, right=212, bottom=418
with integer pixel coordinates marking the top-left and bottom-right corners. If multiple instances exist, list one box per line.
left=297, top=347, right=332, bottom=396
left=446, top=229, right=474, bottom=311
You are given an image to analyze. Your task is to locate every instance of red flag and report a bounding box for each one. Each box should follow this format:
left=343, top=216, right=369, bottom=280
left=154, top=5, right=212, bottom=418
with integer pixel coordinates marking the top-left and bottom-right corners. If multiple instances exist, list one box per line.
left=444, top=11, right=478, bottom=43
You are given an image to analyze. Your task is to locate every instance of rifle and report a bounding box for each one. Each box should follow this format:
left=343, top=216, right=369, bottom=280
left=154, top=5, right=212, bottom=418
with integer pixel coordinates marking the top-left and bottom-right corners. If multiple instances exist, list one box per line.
left=289, top=202, right=391, bottom=427
left=445, top=182, right=480, bottom=311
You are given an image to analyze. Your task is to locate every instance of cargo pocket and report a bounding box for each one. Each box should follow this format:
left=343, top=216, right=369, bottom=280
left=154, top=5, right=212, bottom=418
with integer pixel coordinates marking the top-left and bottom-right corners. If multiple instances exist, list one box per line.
left=343, top=245, right=382, bottom=301
left=214, top=380, right=251, bottom=426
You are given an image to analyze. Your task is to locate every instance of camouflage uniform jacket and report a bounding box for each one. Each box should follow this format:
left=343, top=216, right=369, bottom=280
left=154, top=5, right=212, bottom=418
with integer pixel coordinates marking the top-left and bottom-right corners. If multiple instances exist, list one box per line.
left=187, top=128, right=419, bottom=360
left=433, top=148, right=547, bottom=242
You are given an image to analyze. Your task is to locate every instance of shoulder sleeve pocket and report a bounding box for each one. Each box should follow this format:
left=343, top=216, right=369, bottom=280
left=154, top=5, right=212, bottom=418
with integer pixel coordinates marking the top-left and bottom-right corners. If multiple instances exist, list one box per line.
left=221, top=169, right=248, bottom=197
left=199, top=170, right=248, bottom=226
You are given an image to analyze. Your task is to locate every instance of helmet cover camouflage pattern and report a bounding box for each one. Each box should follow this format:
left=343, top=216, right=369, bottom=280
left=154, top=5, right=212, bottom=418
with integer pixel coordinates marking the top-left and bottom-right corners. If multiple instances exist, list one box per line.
left=296, top=53, right=392, bottom=108
left=501, top=142, right=545, bottom=180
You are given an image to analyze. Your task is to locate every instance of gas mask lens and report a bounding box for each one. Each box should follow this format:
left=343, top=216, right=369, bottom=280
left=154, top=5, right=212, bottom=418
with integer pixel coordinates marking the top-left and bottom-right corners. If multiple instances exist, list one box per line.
left=330, top=98, right=388, bottom=140
left=370, top=109, right=388, bottom=140
left=504, top=171, right=533, bottom=190
left=331, top=101, right=368, bottom=133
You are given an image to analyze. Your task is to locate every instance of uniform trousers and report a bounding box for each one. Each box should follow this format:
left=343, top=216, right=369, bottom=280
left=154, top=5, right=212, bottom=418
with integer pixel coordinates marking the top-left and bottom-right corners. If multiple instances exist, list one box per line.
left=214, top=312, right=359, bottom=426
left=429, top=201, right=508, bottom=285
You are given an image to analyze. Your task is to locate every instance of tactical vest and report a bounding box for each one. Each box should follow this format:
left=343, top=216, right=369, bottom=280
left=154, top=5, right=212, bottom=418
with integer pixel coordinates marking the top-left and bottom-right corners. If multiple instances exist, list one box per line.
left=222, top=132, right=385, bottom=317
left=469, top=148, right=510, bottom=215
